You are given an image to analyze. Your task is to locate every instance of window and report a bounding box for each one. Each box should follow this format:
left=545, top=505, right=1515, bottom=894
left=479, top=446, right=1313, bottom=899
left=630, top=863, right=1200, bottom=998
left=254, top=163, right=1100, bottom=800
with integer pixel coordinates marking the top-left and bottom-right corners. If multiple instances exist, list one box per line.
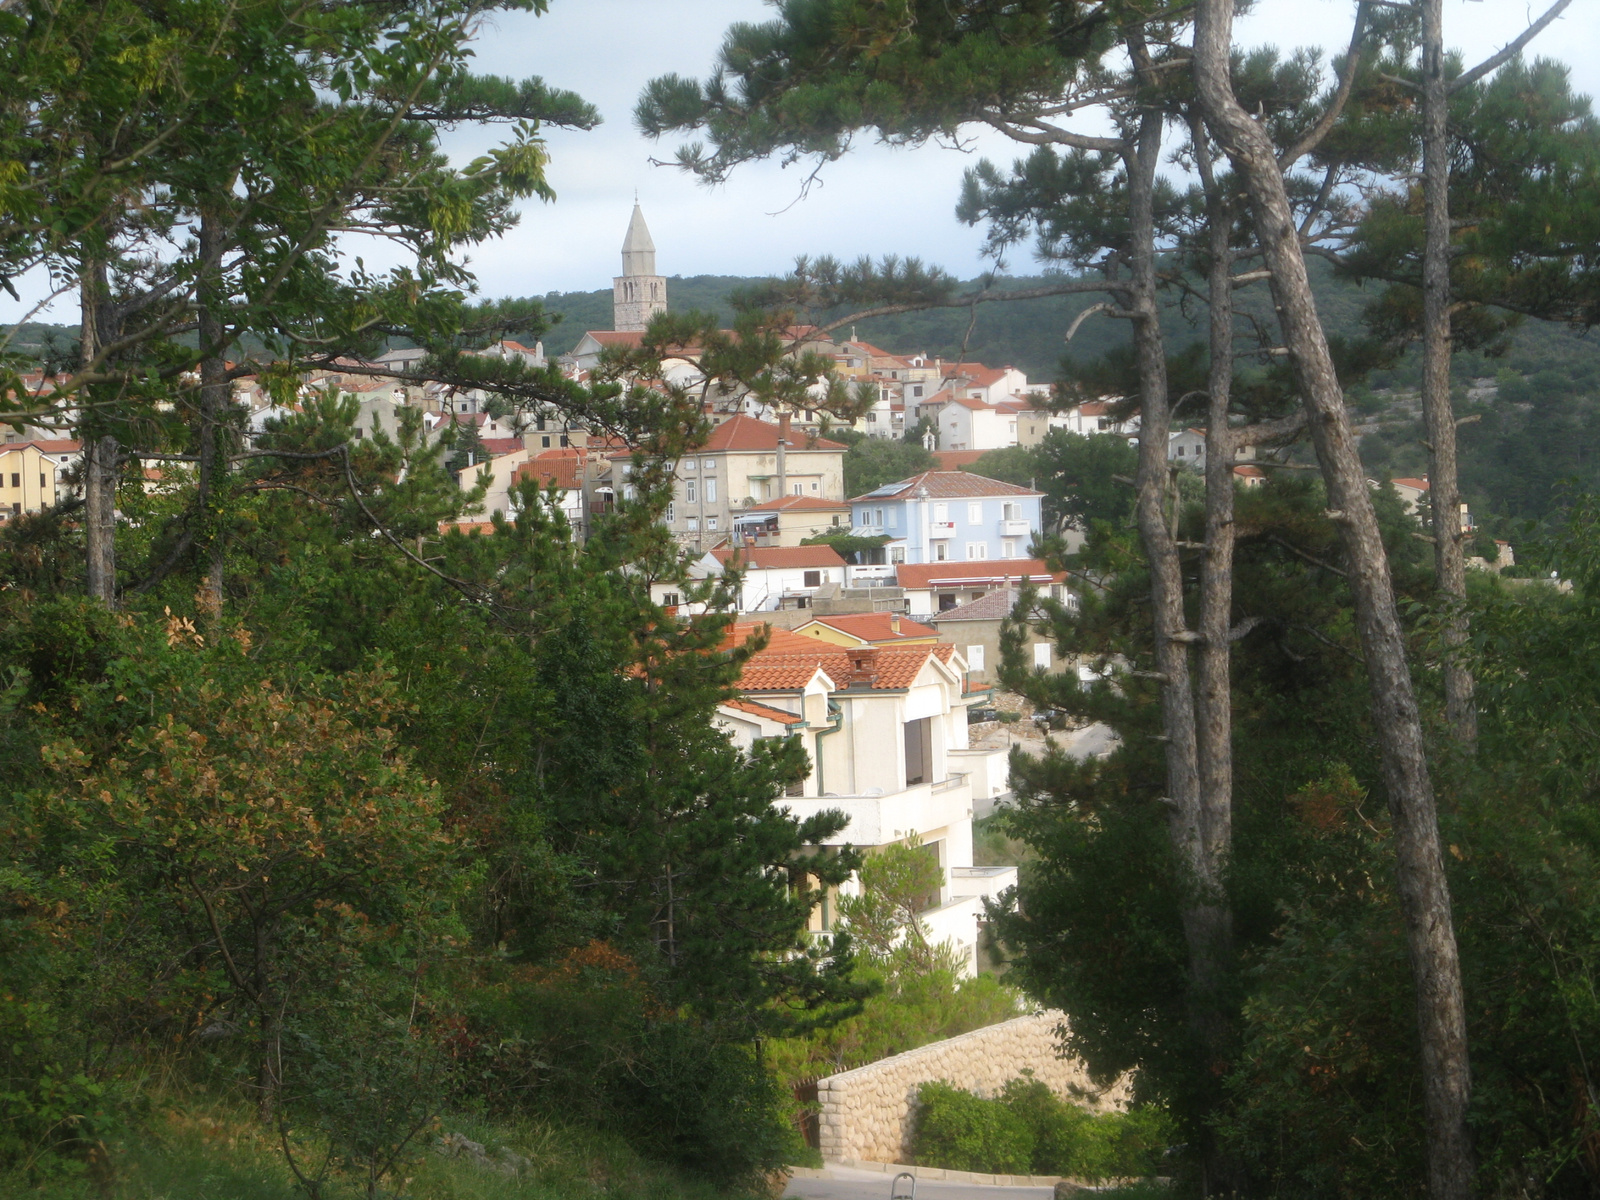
left=903, top=717, right=932, bottom=786
left=889, top=546, right=905, bottom=564
left=1009, top=421, right=1017, bottom=434
left=705, top=478, right=717, bottom=503
left=707, top=516, right=718, bottom=530
left=967, top=502, right=982, bottom=523
left=966, top=645, right=986, bottom=672
left=793, top=483, right=804, bottom=495
left=1033, top=642, right=1053, bottom=669
left=686, top=480, right=697, bottom=504
left=703, top=457, right=715, bottom=470
left=1002, top=501, right=1021, bottom=521
left=966, top=542, right=987, bottom=560
left=1176, top=445, right=1186, bottom=457
left=939, top=592, right=957, bottom=611
left=661, top=592, right=680, bottom=607
left=876, top=508, right=886, bottom=527
left=932, top=502, right=948, bottom=523
left=38, top=473, right=45, bottom=489
left=687, top=516, right=699, bottom=531
left=541, top=435, right=551, bottom=448
left=810, top=482, right=818, bottom=492
left=683, top=458, right=696, bottom=470
left=832, top=514, right=842, bottom=526
left=8, top=473, right=17, bottom=488
left=1002, top=541, right=1017, bottom=558
left=913, top=385, right=923, bottom=397
left=803, top=570, right=822, bottom=587
left=934, top=542, right=948, bottom=561
left=666, top=502, right=676, bottom=524
left=867, top=412, right=877, bottom=423
left=560, top=434, right=569, bottom=447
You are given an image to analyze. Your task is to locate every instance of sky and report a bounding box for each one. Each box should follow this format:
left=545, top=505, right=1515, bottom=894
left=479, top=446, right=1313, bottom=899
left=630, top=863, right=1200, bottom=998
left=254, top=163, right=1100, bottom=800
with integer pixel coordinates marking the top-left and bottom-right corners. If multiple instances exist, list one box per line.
left=7, top=0, right=1599, bottom=324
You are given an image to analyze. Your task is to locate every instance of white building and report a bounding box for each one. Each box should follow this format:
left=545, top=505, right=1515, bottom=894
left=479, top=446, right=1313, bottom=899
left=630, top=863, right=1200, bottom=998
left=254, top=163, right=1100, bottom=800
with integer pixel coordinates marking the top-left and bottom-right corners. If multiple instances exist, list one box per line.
left=714, top=624, right=1013, bottom=973
left=701, top=544, right=849, bottom=613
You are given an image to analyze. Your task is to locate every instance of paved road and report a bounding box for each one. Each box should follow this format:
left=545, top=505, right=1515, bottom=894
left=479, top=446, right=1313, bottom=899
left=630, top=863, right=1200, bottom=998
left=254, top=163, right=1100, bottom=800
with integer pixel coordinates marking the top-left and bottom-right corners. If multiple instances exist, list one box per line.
left=786, top=1168, right=1055, bottom=1200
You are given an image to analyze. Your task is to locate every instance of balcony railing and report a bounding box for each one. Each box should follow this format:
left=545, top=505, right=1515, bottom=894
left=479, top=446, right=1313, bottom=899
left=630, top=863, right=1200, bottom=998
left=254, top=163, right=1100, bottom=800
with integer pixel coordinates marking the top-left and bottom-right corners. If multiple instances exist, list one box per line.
left=997, top=518, right=1030, bottom=536
left=929, top=521, right=956, bottom=536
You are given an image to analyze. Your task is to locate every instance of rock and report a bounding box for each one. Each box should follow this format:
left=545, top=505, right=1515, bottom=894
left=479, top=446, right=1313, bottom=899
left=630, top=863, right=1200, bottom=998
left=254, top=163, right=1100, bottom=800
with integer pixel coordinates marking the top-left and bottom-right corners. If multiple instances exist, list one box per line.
left=1053, top=1182, right=1087, bottom=1198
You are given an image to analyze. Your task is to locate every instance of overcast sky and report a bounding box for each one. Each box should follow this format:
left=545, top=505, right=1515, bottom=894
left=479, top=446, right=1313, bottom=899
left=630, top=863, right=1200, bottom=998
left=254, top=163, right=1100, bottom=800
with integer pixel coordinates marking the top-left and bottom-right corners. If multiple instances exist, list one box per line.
left=8, top=0, right=1599, bottom=324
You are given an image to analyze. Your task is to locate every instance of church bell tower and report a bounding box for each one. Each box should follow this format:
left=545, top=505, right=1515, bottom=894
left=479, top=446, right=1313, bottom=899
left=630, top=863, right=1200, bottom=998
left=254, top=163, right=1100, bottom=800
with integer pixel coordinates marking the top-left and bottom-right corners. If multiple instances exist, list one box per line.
left=612, top=202, right=667, bottom=332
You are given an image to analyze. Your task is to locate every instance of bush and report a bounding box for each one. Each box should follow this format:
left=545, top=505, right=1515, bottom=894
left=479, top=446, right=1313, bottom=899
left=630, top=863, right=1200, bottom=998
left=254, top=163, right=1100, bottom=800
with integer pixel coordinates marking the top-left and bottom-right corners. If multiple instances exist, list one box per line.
left=913, top=1081, right=1033, bottom=1174
left=912, top=1078, right=1172, bottom=1182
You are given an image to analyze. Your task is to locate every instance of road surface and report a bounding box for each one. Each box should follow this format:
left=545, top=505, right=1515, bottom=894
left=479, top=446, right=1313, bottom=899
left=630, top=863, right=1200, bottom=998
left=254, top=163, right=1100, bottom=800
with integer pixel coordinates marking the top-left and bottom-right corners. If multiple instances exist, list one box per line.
left=786, top=1167, right=1056, bottom=1200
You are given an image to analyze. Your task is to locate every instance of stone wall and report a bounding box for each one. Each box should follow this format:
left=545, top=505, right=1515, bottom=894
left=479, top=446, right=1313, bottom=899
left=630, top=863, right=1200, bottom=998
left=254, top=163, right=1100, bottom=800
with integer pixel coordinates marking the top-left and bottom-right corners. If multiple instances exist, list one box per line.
left=815, top=1010, right=1126, bottom=1165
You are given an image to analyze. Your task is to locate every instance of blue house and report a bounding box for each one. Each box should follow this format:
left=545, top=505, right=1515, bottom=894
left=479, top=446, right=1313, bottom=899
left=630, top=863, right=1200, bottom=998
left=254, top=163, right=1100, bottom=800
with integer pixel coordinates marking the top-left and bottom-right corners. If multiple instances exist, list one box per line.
left=850, top=471, right=1044, bottom=566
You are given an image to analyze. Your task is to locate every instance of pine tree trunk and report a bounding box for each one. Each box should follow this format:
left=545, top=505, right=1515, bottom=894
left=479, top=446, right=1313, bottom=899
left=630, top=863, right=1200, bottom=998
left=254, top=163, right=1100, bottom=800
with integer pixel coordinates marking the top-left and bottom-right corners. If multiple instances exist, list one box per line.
left=85, top=435, right=119, bottom=605
left=196, top=209, right=228, bottom=625
left=1421, top=0, right=1477, bottom=751
left=1123, top=104, right=1216, bottom=1040
left=1191, top=5, right=1474, bottom=1195
left=1193, top=129, right=1237, bottom=1061
left=80, top=260, right=118, bottom=606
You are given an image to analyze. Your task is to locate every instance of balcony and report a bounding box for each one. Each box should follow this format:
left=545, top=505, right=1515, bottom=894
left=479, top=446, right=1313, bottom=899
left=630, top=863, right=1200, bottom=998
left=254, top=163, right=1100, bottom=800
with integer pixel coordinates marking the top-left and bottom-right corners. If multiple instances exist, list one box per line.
left=998, top=518, right=1031, bottom=536
left=929, top=521, right=956, bottom=537
left=780, top=775, right=974, bottom=846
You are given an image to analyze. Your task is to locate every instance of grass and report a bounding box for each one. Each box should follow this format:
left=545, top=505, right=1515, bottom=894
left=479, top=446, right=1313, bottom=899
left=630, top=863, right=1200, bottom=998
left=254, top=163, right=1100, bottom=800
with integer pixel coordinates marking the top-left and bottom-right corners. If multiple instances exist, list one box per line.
left=2, top=1096, right=772, bottom=1200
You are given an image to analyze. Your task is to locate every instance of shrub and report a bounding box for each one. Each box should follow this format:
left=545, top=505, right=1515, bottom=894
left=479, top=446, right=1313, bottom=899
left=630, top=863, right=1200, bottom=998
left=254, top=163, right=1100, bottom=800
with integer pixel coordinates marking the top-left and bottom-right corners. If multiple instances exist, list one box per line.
left=912, top=1078, right=1173, bottom=1182
left=912, top=1081, right=1033, bottom=1174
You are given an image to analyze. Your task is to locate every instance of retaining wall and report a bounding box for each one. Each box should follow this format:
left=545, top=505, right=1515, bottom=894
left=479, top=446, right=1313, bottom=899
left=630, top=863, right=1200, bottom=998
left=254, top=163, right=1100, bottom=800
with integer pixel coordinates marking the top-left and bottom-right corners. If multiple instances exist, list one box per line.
left=815, top=1010, right=1127, bottom=1164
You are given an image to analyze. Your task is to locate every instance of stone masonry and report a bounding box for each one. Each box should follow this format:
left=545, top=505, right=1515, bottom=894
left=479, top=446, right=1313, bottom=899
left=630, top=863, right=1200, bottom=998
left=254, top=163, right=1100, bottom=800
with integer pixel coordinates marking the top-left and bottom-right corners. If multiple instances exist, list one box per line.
left=815, top=1010, right=1127, bottom=1165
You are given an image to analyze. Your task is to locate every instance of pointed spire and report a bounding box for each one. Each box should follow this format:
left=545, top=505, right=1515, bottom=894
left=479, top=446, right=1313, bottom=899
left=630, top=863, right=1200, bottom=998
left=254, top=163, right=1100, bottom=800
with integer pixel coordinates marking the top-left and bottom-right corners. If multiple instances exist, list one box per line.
left=620, top=202, right=656, bottom=277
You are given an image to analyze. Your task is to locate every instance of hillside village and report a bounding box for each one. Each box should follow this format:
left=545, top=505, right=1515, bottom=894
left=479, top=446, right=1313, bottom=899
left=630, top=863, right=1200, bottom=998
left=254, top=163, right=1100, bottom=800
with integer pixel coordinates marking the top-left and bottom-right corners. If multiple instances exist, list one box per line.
left=0, top=207, right=1522, bottom=977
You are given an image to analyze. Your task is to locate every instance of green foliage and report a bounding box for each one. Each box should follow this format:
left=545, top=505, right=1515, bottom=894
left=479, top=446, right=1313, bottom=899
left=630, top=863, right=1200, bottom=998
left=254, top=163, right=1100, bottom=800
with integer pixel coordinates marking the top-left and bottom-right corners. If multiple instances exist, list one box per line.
left=913, top=1081, right=1035, bottom=1175
left=911, top=1079, right=1171, bottom=1181
left=843, top=437, right=934, bottom=498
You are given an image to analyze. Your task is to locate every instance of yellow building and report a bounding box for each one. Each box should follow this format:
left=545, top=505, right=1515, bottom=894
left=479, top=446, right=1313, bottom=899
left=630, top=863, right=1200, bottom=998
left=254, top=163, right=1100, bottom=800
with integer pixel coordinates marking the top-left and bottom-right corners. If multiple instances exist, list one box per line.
left=0, top=441, right=66, bottom=518
left=793, top=612, right=942, bottom=647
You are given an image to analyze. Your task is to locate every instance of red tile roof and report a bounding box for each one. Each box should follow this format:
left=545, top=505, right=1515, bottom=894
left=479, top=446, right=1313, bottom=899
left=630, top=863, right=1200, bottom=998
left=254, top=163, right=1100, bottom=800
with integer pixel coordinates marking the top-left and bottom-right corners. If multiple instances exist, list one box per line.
left=699, top=414, right=846, bottom=453
left=931, top=450, right=988, bottom=471
left=928, top=589, right=1032, bottom=622
left=5, top=439, right=82, bottom=454
left=896, top=558, right=1061, bottom=590
left=481, top=438, right=524, bottom=457
left=850, top=470, right=1040, bottom=502
left=1392, top=477, right=1430, bottom=491
left=803, top=613, right=940, bottom=642
left=720, top=698, right=804, bottom=724
left=1233, top=464, right=1265, bottom=479
left=724, top=622, right=950, bottom=693
left=745, top=495, right=851, bottom=513
left=942, top=363, right=1013, bottom=389
left=711, top=545, right=847, bottom=570
left=517, top=449, right=584, bottom=490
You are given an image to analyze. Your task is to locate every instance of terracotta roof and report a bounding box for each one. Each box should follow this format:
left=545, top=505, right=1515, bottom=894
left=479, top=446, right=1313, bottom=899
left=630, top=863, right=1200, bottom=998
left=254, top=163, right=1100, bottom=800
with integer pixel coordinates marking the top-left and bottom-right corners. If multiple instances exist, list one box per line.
left=1392, top=477, right=1430, bottom=491
left=711, top=545, right=846, bottom=570
left=803, top=613, right=940, bottom=642
left=720, top=698, right=804, bottom=725
left=517, top=448, right=585, bottom=490
left=481, top=438, right=524, bottom=457
left=931, top=450, right=988, bottom=471
left=896, top=558, right=1061, bottom=590
left=725, top=623, right=949, bottom=693
left=850, top=470, right=1041, bottom=502
left=744, top=495, right=850, bottom=513
left=579, top=330, right=646, bottom=348
left=1233, top=464, right=1265, bottom=479
left=932, top=643, right=956, bottom=665
left=945, top=392, right=993, bottom=412
left=699, top=414, right=846, bottom=453
left=943, top=363, right=1013, bottom=389
left=438, top=520, right=497, bottom=535
left=4, top=439, right=81, bottom=454
left=739, top=656, right=839, bottom=692
left=1078, top=401, right=1109, bottom=417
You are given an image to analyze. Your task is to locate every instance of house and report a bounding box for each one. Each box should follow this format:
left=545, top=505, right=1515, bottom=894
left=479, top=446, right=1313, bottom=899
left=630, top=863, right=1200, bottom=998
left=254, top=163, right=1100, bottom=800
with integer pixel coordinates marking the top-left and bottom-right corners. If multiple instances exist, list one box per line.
left=1057, top=399, right=1138, bottom=437
left=616, top=415, right=846, bottom=553
left=1383, top=475, right=1473, bottom=533
left=850, top=471, right=1043, bottom=565
left=706, top=544, right=849, bottom=612
left=895, top=558, right=1067, bottom=617
left=793, top=613, right=941, bottom=647
left=1233, top=464, right=1266, bottom=488
left=0, top=441, right=66, bottom=517
left=928, top=588, right=1076, bottom=687
left=512, top=447, right=592, bottom=529
left=730, top=495, right=852, bottom=547
left=713, top=624, right=1012, bottom=972
left=941, top=363, right=1031, bottom=406
left=933, top=393, right=1027, bottom=452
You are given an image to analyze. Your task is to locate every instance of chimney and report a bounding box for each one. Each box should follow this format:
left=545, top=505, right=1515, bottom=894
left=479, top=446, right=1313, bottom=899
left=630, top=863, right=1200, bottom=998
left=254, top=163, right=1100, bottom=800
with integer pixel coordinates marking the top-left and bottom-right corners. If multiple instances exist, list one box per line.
left=846, top=645, right=879, bottom=687
left=889, top=614, right=901, bottom=636
left=776, top=409, right=791, bottom=499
